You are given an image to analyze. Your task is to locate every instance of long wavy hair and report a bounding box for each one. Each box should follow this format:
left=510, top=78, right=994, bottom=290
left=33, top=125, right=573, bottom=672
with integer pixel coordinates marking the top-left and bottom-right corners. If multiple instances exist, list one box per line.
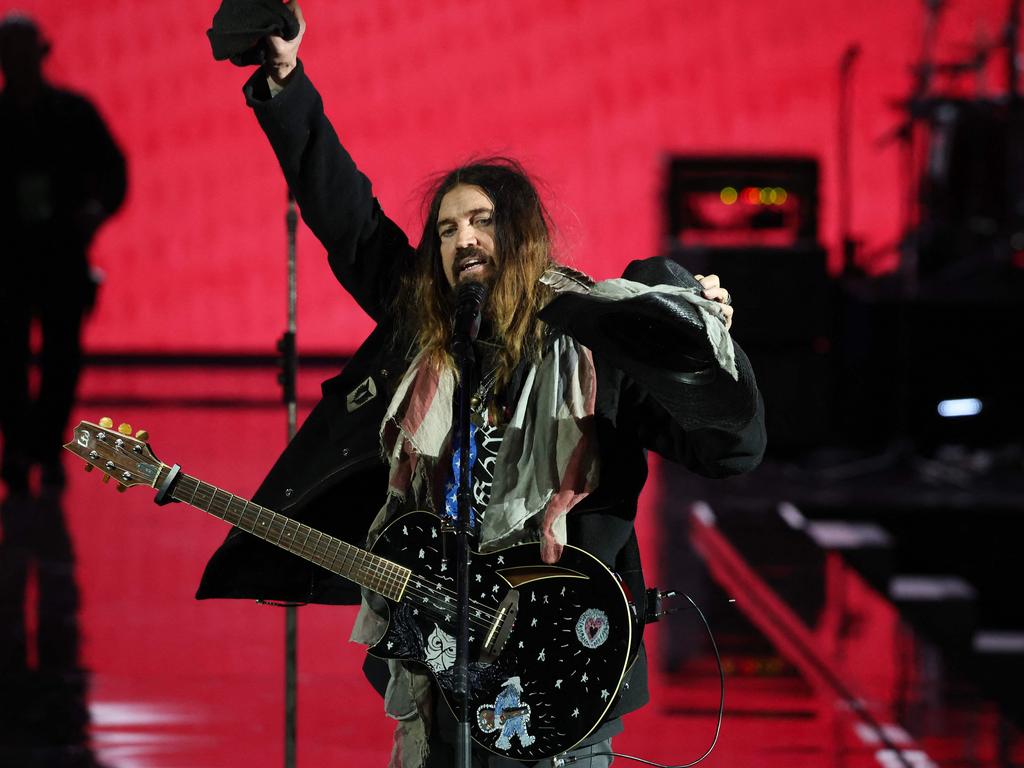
left=396, top=158, right=556, bottom=393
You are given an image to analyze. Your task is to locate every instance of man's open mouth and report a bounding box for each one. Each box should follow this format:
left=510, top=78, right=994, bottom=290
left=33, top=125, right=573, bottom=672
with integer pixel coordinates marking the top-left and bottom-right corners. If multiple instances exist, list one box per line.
left=455, top=249, right=489, bottom=277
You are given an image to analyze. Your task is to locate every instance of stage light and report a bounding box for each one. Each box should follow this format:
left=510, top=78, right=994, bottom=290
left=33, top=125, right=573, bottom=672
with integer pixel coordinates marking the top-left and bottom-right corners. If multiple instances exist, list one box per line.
left=720, top=186, right=738, bottom=205
left=774, top=187, right=787, bottom=204
left=937, top=398, right=983, bottom=418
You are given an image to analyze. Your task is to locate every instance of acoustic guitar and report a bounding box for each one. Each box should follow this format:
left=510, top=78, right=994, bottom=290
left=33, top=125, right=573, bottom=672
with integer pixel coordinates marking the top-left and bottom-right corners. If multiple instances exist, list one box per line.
left=65, top=418, right=640, bottom=760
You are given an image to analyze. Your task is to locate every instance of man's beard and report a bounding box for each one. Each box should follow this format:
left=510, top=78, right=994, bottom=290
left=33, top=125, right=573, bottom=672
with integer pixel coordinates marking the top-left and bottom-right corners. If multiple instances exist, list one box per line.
left=453, top=245, right=497, bottom=285
left=448, top=246, right=499, bottom=335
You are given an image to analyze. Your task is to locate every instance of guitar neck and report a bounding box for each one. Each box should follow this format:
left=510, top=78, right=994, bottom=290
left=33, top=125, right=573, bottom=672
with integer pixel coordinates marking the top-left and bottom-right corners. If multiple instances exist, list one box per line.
left=156, top=466, right=409, bottom=601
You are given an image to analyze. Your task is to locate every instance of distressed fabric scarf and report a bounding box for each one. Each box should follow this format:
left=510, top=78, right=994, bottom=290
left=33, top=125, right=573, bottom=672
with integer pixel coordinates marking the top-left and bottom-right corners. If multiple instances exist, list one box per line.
left=349, top=334, right=599, bottom=768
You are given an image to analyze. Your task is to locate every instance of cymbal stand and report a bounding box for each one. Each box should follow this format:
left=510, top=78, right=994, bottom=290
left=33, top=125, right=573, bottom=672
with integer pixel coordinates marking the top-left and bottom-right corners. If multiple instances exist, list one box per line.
left=1006, top=0, right=1021, bottom=98
left=899, top=0, right=946, bottom=294
left=838, top=43, right=861, bottom=277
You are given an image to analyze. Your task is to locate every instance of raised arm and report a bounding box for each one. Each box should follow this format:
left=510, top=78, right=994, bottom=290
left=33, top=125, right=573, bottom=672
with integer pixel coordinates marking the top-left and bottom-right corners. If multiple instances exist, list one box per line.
left=243, top=1, right=414, bottom=320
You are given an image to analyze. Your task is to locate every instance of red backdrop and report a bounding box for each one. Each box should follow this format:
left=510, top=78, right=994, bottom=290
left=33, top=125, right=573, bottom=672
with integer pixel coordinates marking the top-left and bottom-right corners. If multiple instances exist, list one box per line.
left=4, top=0, right=1009, bottom=353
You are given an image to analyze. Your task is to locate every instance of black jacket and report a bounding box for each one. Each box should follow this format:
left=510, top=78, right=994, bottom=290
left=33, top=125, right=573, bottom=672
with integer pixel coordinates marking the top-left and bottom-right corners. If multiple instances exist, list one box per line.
left=196, top=63, right=766, bottom=718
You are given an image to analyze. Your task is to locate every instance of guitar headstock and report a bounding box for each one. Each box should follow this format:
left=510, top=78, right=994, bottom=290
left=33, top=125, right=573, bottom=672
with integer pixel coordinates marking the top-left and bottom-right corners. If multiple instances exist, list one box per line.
left=64, top=418, right=165, bottom=491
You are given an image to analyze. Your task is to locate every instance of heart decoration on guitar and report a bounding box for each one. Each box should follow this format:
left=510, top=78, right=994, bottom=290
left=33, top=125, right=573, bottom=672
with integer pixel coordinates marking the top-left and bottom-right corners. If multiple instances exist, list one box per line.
left=65, top=418, right=640, bottom=760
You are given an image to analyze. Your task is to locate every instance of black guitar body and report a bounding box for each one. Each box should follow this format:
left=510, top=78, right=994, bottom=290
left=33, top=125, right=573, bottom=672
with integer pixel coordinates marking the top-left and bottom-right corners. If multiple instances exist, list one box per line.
left=366, top=511, right=638, bottom=760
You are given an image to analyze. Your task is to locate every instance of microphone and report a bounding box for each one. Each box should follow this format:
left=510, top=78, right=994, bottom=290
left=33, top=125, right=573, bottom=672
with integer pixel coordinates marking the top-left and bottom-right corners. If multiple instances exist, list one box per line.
left=452, top=281, right=488, bottom=355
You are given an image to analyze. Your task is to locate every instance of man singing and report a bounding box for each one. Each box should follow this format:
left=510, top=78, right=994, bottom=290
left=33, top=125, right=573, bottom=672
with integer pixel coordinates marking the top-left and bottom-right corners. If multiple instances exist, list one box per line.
left=198, top=3, right=765, bottom=766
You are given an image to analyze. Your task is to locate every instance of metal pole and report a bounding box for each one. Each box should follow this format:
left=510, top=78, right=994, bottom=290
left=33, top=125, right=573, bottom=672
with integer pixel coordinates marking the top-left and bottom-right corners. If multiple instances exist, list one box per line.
left=838, top=43, right=860, bottom=276
left=450, top=282, right=486, bottom=768
left=1007, top=0, right=1020, bottom=99
left=281, top=190, right=300, bottom=768
left=454, top=364, right=474, bottom=768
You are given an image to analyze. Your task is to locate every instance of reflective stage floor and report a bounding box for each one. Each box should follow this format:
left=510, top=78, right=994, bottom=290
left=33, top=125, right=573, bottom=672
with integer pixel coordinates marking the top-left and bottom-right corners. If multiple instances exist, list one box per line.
left=1, top=366, right=1022, bottom=767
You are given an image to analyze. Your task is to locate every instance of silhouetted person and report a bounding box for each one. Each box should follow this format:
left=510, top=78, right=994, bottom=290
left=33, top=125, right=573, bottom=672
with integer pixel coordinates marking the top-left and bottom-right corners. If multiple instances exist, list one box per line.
left=0, top=13, right=126, bottom=497
left=0, top=494, right=106, bottom=767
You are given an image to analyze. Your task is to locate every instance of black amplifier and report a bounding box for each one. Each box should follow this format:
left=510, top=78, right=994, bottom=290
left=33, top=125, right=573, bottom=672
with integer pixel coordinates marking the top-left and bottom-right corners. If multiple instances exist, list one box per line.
left=664, top=155, right=820, bottom=250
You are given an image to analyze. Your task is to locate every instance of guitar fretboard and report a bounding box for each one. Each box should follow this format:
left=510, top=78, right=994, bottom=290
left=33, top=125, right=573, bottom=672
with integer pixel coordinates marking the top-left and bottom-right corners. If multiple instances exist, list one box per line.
left=156, top=466, right=409, bottom=601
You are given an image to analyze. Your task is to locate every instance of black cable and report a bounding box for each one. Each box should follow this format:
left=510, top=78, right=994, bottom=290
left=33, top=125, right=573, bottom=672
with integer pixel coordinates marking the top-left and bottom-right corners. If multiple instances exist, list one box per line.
left=554, top=593, right=724, bottom=768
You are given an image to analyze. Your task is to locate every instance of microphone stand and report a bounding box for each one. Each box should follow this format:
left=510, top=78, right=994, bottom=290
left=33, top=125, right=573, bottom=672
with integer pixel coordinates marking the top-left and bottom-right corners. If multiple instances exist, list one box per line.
left=277, top=189, right=300, bottom=768
left=1007, top=0, right=1020, bottom=100
left=1004, top=0, right=1024, bottom=262
left=451, top=283, right=485, bottom=768
left=838, top=43, right=861, bottom=278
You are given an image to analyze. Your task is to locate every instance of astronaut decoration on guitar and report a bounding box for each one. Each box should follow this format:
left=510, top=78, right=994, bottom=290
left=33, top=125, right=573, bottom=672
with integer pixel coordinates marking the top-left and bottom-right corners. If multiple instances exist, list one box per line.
left=478, top=676, right=536, bottom=750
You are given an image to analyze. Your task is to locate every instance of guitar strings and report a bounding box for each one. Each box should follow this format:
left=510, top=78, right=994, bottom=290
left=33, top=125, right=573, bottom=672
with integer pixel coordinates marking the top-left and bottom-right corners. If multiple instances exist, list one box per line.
left=401, top=575, right=502, bottom=618
left=391, top=584, right=498, bottom=631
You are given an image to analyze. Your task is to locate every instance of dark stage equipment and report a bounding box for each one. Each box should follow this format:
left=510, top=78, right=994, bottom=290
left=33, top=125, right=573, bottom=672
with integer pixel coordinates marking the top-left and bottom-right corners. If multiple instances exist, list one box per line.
left=883, top=0, right=1024, bottom=288
left=914, top=97, right=1024, bottom=280
left=665, top=155, right=819, bottom=251
left=835, top=279, right=1024, bottom=452
left=841, top=0, right=1024, bottom=451
left=664, top=155, right=833, bottom=456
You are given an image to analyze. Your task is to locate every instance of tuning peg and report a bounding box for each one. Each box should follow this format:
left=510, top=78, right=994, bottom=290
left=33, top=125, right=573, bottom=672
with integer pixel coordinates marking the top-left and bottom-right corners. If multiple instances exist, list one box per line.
left=101, top=474, right=111, bottom=484
left=99, top=417, right=114, bottom=429
left=135, top=429, right=149, bottom=442
left=83, top=464, right=94, bottom=473
left=116, top=483, right=128, bottom=492
left=118, top=423, right=132, bottom=435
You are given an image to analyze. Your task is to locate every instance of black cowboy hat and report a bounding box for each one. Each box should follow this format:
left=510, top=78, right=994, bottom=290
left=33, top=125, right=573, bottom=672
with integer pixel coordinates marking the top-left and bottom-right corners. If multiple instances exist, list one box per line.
left=539, top=256, right=759, bottom=431
left=207, top=0, right=300, bottom=66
